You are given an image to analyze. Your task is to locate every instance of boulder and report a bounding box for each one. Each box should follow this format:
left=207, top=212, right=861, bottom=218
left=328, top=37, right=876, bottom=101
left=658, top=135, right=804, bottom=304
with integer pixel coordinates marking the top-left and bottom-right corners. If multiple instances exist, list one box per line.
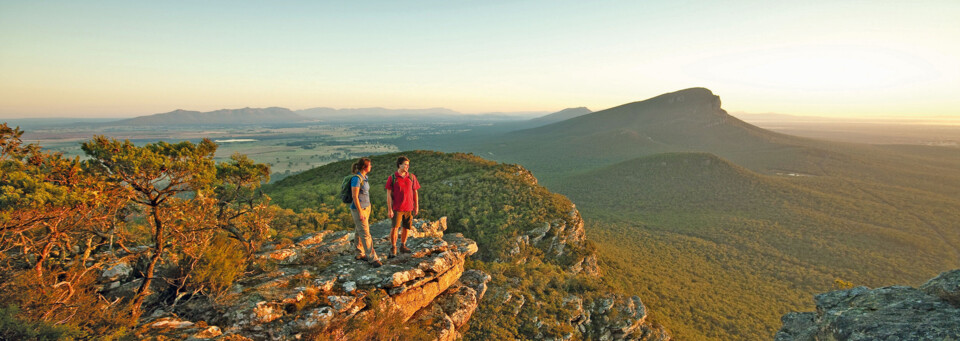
left=776, top=270, right=960, bottom=341
left=920, top=269, right=960, bottom=307
left=100, top=260, right=133, bottom=282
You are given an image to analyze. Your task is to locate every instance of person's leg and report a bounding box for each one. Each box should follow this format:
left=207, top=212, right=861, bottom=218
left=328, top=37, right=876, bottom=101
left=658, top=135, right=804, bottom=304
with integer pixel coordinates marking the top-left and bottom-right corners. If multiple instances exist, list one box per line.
left=399, top=211, right=412, bottom=253
left=390, top=212, right=402, bottom=255
left=358, top=206, right=379, bottom=262
left=351, top=208, right=365, bottom=260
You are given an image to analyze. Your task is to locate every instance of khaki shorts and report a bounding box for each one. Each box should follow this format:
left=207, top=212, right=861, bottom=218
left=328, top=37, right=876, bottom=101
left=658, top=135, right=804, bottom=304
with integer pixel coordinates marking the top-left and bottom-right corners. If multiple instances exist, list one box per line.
left=393, top=211, right=413, bottom=230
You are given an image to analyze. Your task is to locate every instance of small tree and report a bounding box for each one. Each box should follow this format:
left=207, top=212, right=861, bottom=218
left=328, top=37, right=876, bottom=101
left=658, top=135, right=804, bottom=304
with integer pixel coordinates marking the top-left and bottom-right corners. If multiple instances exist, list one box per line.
left=214, top=153, right=272, bottom=253
left=82, top=136, right=217, bottom=317
left=1, top=124, right=131, bottom=326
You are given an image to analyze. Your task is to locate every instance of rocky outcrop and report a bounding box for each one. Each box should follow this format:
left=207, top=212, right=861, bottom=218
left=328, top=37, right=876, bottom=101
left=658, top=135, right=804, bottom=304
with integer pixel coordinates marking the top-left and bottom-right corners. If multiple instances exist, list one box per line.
left=509, top=203, right=601, bottom=276
left=776, top=269, right=960, bottom=341
left=133, top=217, right=488, bottom=340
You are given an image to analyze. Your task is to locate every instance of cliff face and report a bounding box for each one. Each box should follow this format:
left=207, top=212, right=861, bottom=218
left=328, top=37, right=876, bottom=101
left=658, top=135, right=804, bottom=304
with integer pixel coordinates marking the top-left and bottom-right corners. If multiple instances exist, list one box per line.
left=128, top=217, right=488, bottom=340
left=776, top=269, right=960, bottom=341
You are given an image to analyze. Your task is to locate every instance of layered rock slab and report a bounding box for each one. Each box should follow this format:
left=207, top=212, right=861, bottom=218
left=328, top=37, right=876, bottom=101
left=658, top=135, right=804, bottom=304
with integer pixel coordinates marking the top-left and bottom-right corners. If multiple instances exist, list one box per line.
left=776, top=269, right=960, bottom=341
left=137, top=217, right=487, bottom=340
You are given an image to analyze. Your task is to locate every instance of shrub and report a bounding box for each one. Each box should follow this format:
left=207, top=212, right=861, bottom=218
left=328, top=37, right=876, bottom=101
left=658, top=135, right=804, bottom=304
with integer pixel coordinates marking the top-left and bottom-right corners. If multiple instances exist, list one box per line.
left=188, top=235, right=248, bottom=296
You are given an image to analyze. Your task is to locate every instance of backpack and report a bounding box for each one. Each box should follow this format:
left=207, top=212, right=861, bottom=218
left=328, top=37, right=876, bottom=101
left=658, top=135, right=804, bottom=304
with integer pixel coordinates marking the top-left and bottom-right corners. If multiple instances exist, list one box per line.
left=339, top=174, right=363, bottom=204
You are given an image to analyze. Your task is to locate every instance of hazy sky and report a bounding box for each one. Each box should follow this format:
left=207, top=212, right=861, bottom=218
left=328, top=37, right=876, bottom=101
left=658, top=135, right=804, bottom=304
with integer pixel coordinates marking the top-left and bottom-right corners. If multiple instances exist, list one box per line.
left=1, top=0, right=958, bottom=119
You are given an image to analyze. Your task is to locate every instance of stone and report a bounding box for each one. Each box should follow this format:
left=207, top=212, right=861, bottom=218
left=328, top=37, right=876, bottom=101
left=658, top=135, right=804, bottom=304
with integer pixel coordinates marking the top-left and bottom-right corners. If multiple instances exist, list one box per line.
left=920, top=269, right=960, bottom=307
left=774, top=312, right=817, bottom=341
left=101, top=261, right=132, bottom=282
left=438, top=285, right=478, bottom=328
left=292, top=306, right=334, bottom=330
left=148, top=317, right=195, bottom=329
left=459, top=269, right=491, bottom=299
left=263, top=248, right=298, bottom=263
left=294, top=230, right=332, bottom=247
left=191, top=326, right=222, bottom=339
left=314, top=274, right=337, bottom=293
left=252, top=301, right=283, bottom=324
left=327, top=295, right=357, bottom=314
left=776, top=270, right=960, bottom=341
left=529, top=223, right=551, bottom=243
left=569, top=254, right=601, bottom=277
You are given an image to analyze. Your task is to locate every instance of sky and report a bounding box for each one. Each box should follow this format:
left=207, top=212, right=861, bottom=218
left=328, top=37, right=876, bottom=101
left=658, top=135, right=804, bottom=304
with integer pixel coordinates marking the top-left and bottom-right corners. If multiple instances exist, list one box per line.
left=1, top=0, right=959, bottom=119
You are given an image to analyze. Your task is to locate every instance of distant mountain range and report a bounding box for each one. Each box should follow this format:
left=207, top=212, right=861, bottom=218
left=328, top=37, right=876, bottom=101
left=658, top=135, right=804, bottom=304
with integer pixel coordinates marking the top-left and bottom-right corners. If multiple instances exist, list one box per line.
left=95, top=106, right=552, bottom=127
left=106, top=107, right=309, bottom=126
left=295, top=107, right=547, bottom=122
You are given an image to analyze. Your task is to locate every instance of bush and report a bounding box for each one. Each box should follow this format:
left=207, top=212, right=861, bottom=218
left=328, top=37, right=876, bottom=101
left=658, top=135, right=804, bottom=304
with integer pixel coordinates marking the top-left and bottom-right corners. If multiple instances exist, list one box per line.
left=0, top=305, right=87, bottom=340
left=188, top=235, right=248, bottom=296
left=0, top=269, right=133, bottom=339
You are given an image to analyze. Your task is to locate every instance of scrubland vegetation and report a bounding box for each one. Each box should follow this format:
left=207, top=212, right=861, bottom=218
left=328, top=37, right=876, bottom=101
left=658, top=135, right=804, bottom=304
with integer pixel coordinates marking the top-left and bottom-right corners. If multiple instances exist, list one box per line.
left=556, top=152, right=960, bottom=340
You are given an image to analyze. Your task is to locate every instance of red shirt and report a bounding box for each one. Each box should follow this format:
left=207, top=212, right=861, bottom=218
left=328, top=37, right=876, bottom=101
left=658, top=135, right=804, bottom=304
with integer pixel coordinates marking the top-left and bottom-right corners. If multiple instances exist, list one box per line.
left=385, top=172, right=420, bottom=212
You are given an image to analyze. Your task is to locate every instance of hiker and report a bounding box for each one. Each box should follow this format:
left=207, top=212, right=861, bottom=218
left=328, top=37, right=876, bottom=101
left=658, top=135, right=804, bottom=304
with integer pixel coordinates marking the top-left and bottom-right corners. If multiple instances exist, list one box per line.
left=385, top=156, right=420, bottom=258
left=350, top=158, right=382, bottom=267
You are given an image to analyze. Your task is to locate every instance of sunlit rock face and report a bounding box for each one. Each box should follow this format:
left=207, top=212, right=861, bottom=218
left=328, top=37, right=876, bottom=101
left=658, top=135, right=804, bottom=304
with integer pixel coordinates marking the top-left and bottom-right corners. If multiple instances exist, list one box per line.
left=776, top=269, right=960, bottom=341
left=134, top=217, right=489, bottom=340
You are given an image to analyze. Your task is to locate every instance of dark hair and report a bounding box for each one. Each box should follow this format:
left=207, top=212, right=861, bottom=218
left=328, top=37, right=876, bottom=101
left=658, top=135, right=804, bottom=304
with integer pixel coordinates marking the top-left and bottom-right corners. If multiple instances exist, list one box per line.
left=352, top=158, right=371, bottom=173
left=396, top=156, right=409, bottom=168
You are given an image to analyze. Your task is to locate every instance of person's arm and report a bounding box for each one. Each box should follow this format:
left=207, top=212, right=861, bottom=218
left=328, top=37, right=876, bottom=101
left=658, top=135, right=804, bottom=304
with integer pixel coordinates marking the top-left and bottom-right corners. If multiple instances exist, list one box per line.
left=413, top=189, right=419, bottom=216
left=352, top=183, right=365, bottom=221
left=385, top=176, right=394, bottom=218
left=386, top=188, right=394, bottom=218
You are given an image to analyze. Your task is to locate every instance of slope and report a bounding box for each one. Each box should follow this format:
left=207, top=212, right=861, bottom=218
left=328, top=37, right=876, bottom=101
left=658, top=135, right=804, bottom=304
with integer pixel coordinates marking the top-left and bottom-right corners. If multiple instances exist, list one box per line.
left=477, top=88, right=820, bottom=180
left=524, top=107, right=593, bottom=127
left=474, top=88, right=960, bottom=200
left=556, top=152, right=960, bottom=340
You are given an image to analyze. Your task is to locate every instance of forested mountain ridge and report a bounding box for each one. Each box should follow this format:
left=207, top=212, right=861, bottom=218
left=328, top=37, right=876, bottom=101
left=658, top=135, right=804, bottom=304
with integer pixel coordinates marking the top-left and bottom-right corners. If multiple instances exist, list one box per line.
left=264, top=150, right=671, bottom=340
left=417, top=88, right=960, bottom=340
left=478, top=87, right=819, bottom=180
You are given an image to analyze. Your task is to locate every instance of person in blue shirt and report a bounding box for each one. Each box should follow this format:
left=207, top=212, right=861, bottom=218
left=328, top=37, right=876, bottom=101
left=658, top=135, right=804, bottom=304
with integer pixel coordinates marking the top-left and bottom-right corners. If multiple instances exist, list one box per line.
left=350, top=158, right=381, bottom=267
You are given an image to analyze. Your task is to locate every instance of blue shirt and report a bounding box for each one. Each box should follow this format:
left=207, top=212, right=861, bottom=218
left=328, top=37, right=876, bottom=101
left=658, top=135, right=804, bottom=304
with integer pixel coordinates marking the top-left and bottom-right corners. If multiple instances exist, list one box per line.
left=350, top=173, right=370, bottom=210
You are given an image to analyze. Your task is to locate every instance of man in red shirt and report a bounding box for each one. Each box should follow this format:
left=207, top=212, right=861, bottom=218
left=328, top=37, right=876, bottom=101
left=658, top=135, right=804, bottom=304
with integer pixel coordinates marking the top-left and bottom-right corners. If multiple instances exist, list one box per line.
left=385, top=156, right=420, bottom=258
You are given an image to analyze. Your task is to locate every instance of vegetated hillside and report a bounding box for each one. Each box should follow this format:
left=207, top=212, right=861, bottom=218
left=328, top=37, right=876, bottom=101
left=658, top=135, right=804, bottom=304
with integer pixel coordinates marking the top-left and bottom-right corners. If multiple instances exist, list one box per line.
left=398, top=87, right=960, bottom=340
left=474, top=88, right=960, bottom=198
left=525, top=107, right=593, bottom=127
left=556, top=152, right=960, bottom=340
left=107, top=107, right=309, bottom=126
left=477, top=87, right=820, bottom=181
left=263, top=151, right=668, bottom=340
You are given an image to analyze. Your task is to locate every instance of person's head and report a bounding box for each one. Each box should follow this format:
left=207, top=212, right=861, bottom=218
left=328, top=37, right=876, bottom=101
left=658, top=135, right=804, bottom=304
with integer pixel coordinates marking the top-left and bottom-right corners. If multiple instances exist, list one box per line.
left=396, top=156, right=410, bottom=172
left=352, top=158, right=372, bottom=174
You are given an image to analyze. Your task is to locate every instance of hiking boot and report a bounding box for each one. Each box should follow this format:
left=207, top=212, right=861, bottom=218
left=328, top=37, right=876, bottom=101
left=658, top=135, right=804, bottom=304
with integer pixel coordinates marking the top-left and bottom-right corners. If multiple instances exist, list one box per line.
left=399, top=245, right=412, bottom=254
